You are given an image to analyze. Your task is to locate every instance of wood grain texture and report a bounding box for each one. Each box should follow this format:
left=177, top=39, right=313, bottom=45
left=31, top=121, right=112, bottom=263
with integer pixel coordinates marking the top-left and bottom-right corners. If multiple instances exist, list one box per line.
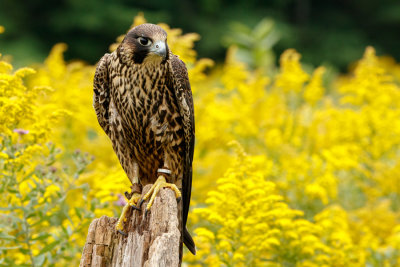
left=79, top=185, right=180, bottom=267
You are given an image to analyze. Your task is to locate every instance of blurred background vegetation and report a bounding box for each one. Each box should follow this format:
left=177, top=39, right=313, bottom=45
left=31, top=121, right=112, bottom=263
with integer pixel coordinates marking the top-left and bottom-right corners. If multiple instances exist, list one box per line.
left=1, top=0, right=400, bottom=70
left=2, top=3, right=400, bottom=266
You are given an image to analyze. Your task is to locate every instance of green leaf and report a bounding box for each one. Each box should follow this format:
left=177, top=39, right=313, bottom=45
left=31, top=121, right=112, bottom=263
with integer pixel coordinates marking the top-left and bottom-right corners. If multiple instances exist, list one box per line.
left=19, top=248, right=30, bottom=254
left=0, top=232, right=16, bottom=240
left=21, top=170, right=35, bottom=182
left=61, top=225, right=68, bottom=236
left=66, top=225, right=72, bottom=236
left=75, top=207, right=82, bottom=220
left=31, top=233, right=51, bottom=241
left=34, top=254, right=45, bottom=266
left=0, top=245, right=21, bottom=250
left=39, top=240, right=60, bottom=255
left=6, top=187, right=19, bottom=194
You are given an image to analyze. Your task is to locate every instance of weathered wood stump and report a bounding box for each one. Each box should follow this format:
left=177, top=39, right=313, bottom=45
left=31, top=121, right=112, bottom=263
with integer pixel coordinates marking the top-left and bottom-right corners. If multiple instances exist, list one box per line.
left=79, top=185, right=180, bottom=267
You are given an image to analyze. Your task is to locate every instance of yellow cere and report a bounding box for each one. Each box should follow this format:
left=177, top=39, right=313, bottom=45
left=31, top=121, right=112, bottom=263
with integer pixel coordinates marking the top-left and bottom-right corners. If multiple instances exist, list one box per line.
left=1, top=14, right=400, bottom=266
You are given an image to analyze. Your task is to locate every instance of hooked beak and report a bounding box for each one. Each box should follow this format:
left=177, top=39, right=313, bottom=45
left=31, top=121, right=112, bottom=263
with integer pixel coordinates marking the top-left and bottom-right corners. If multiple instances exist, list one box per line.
left=150, top=40, right=167, bottom=59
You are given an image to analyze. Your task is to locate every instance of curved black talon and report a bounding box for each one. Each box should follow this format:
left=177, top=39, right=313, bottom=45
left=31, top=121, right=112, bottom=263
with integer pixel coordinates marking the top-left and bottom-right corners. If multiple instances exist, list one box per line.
left=124, top=191, right=132, bottom=199
left=130, top=204, right=141, bottom=211
left=176, top=197, right=181, bottom=203
left=145, top=209, right=149, bottom=217
left=118, top=230, right=128, bottom=236
left=138, top=199, right=145, bottom=208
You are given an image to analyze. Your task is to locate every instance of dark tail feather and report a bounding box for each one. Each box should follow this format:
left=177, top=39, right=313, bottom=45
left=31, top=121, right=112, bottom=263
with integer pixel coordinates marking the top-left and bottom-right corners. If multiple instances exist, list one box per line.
left=183, top=227, right=196, bottom=255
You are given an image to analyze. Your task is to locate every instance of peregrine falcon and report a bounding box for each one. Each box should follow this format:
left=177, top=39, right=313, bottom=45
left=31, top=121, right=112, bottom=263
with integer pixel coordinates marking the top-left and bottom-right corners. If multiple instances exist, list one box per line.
left=93, top=23, right=196, bottom=255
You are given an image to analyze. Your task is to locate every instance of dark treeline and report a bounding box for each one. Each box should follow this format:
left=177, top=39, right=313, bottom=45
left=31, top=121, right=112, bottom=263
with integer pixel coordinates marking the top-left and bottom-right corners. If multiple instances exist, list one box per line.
left=1, top=0, right=399, bottom=70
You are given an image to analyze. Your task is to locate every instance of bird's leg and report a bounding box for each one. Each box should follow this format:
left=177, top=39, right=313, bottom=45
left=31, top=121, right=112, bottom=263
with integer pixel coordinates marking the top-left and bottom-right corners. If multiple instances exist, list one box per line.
left=116, top=162, right=142, bottom=234
left=141, top=171, right=182, bottom=216
left=139, top=157, right=181, bottom=215
left=126, top=183, right=142, bottom=209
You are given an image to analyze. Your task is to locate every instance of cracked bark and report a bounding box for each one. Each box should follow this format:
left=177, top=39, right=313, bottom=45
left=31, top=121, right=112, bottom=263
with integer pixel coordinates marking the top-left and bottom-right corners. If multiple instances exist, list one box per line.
left=79, top=185, right=180, bottom=267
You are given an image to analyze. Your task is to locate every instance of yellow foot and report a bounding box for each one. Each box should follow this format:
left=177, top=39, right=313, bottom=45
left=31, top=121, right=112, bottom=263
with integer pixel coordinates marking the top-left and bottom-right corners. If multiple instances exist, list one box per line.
left=139, top=175, right=181, bottom=216
left=115, top=192, right=141, bottom=234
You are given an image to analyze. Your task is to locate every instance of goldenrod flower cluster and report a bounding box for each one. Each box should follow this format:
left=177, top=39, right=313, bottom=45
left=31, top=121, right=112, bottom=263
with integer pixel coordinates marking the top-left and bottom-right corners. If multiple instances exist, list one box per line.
left=187, top=45, right=400, bottom=266
left=0, top=53, right=101, bottom=265
left=1, top=14, right=400, bottom=266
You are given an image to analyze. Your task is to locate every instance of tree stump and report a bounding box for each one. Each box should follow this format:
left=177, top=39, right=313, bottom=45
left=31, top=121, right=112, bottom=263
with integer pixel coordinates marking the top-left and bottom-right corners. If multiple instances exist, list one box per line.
left=79, top=185, right=181, bottom=267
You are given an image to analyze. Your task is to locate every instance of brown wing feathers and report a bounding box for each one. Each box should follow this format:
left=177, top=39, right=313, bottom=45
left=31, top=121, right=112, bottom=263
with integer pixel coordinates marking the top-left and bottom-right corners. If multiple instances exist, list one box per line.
left=169, top=55, right=196, bottom=254
left=93, top=54, right=111, bottom=135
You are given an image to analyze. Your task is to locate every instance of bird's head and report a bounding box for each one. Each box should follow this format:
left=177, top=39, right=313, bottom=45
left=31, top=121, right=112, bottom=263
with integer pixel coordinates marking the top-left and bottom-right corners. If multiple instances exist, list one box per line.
left=118, top=23, right=169, bottom=65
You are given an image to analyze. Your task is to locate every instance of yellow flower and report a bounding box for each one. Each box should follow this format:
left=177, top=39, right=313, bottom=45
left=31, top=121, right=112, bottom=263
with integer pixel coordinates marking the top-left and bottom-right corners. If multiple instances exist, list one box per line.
left=304, top=66, right=325, bottom=105
left=305, top=183, right=329, bottom=204
left=3, top=13, right=400, bottom=267
left=275, top=49, right=309, bottom=93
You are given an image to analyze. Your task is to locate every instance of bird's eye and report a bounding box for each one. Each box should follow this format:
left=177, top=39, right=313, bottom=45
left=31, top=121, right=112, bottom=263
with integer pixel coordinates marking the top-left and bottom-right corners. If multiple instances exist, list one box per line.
left=138, top=37, right=152, bottom=46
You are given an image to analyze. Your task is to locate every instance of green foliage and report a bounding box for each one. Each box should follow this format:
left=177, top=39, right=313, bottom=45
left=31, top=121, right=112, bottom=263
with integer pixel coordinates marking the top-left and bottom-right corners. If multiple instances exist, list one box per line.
left=0, top=141, right=99, bottom=266
left=0, top=60, right=102, bottom=266
left=223, top=18, right=280, bottom=73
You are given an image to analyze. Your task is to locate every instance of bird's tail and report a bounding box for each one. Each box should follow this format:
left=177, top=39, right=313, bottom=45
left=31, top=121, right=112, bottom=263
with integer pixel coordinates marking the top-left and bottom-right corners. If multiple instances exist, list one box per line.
left=183, top=227, right=196, bottom=255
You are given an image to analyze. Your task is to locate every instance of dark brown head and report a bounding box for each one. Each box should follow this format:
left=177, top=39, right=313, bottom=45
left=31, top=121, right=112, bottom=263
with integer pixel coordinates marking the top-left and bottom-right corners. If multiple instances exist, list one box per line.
left=118, top=23, right=169, bottom=65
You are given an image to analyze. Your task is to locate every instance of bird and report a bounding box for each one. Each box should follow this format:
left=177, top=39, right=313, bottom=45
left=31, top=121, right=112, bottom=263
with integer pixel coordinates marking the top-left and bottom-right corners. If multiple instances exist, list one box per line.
left=93, top=23, right=196, bottom=255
